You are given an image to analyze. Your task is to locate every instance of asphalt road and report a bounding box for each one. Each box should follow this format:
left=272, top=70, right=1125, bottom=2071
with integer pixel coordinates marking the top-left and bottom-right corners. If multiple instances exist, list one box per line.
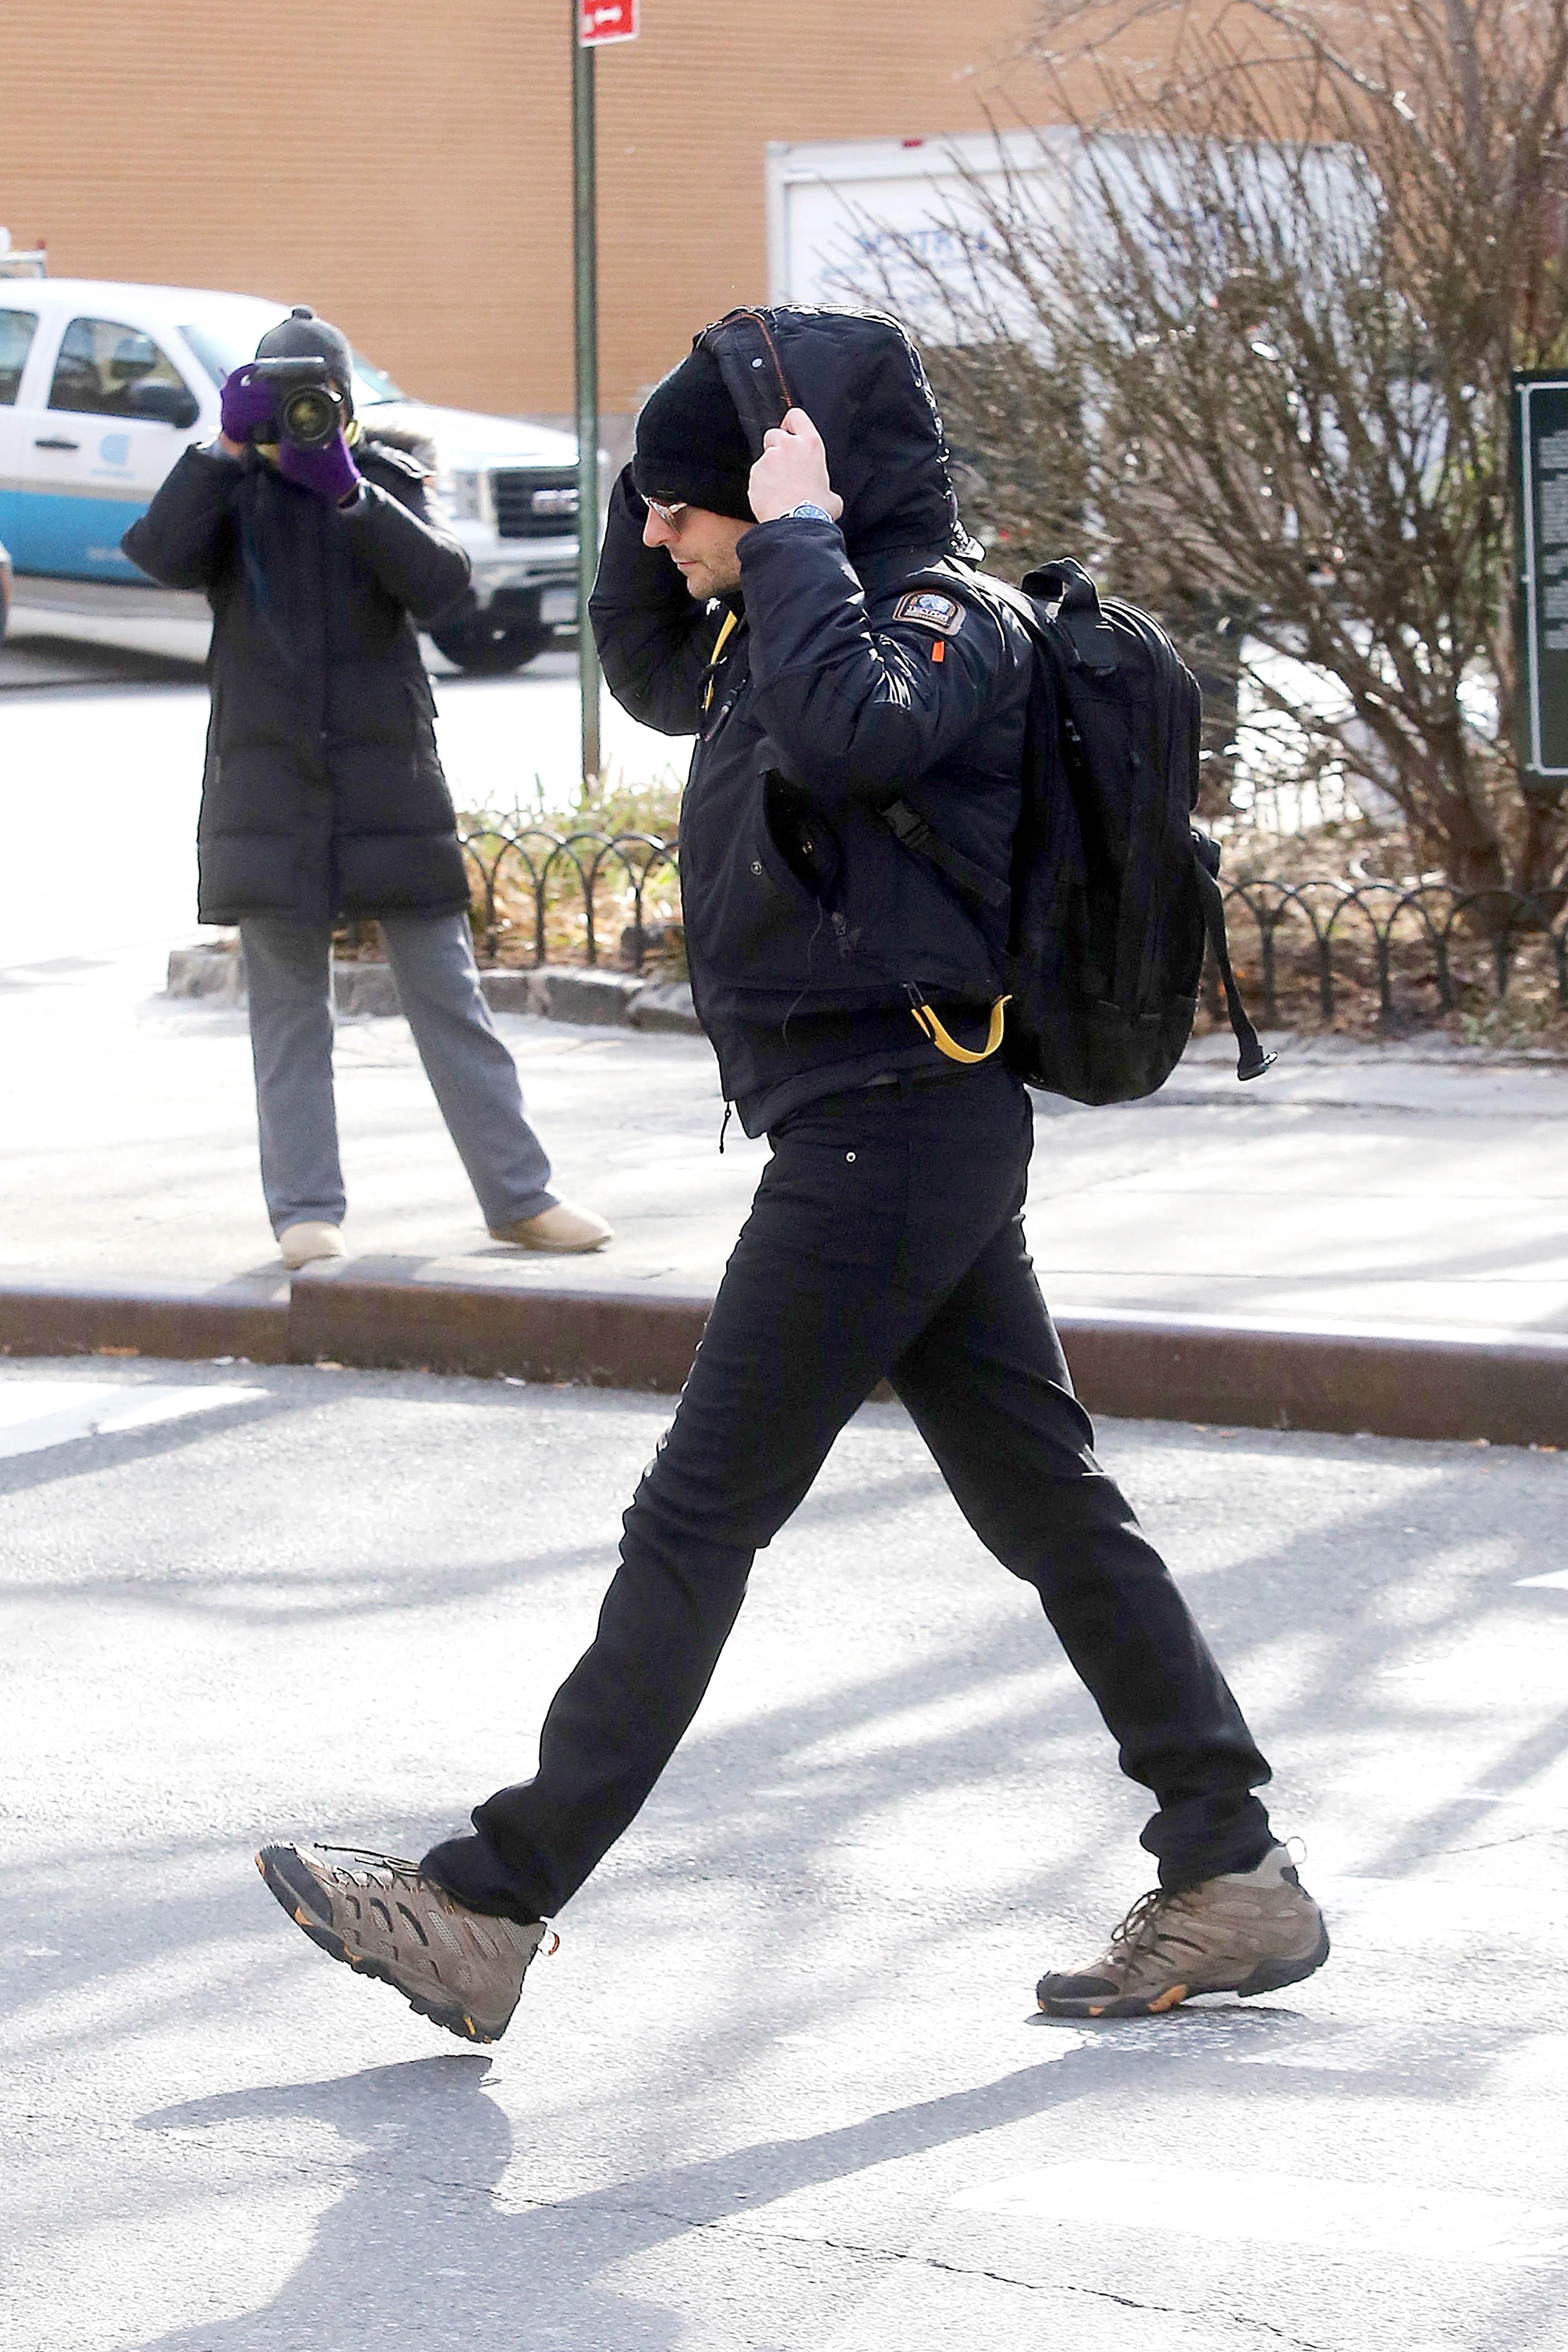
left=3, top=1358, right=1567, bottom=2350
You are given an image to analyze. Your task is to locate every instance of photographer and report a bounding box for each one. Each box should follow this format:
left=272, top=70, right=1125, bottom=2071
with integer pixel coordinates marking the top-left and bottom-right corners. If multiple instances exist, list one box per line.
left=123, top=306, right=609, bottom=1267
left=257, top=310, right=1326, bottom=2039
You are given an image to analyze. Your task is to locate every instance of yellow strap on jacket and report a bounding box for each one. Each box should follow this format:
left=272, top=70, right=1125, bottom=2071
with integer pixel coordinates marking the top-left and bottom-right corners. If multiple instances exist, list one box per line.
left=909, top=994, right=1011, bottom=1064
left=702, top=608, right=740, bottom=711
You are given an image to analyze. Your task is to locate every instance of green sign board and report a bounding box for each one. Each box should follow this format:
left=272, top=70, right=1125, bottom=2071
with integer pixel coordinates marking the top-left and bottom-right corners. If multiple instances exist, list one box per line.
left=1513, top=370, right=1568, bottom=790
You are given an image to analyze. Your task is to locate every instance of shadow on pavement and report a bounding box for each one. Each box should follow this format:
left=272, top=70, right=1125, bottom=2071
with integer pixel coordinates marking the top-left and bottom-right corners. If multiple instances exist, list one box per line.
left=127, top=1996, right=1561, bottom=2351
left=125, top=2038, right=1181, bottom=2349
left=5, top=1410, right=1568, bottom=2347
left=135, top=2053, right=686, bottom=2350
left=0, top=632, right=207, bottom=691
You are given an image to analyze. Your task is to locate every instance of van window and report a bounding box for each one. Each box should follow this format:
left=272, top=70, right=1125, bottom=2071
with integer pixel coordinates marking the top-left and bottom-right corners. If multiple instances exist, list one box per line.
left=0, top=309, right=37, bottom=404
left=48, top=316, right=193, bottom=417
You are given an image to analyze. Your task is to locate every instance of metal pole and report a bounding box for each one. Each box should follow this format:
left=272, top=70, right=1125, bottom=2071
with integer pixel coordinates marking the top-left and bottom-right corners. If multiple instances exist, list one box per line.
left=572, top=6, right=602, bottom=790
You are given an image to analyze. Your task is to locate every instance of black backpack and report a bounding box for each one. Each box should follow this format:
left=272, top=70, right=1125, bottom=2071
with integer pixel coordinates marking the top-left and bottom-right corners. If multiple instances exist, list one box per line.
left=698, top=304, right=1272, bottom=1105
left=879, top=557, right=1274, bottom=1104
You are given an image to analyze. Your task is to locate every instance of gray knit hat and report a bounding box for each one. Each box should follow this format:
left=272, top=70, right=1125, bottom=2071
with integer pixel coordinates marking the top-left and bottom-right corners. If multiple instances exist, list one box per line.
left=255, top=305, right=354, bottom=399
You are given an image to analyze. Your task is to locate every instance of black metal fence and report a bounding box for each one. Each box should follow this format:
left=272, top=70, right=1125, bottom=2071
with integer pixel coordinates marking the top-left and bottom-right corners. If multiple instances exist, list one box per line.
left=460, top=824, right=681, bottom=972
left=1210, top=878, right=1568, bottom=1030
left=461, top=824, right=1568, bottom=1032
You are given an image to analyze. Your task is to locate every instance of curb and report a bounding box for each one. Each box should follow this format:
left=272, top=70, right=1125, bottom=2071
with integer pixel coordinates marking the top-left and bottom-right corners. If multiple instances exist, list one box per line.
left=0, top=1277, right=290, bottom=1365
left=288, top=1270, right=710, bottom=1391
left=166, top=947, right=702, bottom=1034
left=3, top=1274, right=1565, bottom=1449
left=1054, top=1314, right=1568, bottom=1448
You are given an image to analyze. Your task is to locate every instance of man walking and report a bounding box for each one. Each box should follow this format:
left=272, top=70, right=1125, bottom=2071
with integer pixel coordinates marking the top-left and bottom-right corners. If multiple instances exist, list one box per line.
left=258, top=308, right=1326, bottom=2038
left=125, top=305, right=610, bottom=1266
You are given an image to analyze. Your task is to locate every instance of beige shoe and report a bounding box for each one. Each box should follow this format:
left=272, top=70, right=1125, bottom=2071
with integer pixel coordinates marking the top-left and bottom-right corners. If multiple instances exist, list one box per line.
left=256, top=1842, right=556, bottom=2043
left=1036, top=1845, right=1329, bottom=2018
left=490, top=1200, right=612, bottom=1253
left=279, top=1221, right=347, bottom=1270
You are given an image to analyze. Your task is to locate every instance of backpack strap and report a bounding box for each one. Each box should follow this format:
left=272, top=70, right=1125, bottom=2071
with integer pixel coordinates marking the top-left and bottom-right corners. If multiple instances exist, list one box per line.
left=1191, top=833, right=1276, bottom=1081
left=697, top=308, right=795, bottom=456
left=1021, top=557, right=1119, bottom=671
left=879, top=796, right=1010, bottom=912
left=874, top=565, right=1019, bottom=916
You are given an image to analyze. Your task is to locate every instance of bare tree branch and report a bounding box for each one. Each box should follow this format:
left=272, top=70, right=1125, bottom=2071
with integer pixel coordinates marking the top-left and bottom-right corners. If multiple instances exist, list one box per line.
left=858, top=0, right=1568, bottom=897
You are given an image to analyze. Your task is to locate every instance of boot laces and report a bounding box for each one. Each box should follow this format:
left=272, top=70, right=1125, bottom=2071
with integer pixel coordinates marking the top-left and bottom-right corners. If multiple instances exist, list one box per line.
left=314, top=1843, right=425, bottom=1884
left=1103, top=1885, right=1205, bottom=1975
left=313, top=1844, right=560, bottom=1955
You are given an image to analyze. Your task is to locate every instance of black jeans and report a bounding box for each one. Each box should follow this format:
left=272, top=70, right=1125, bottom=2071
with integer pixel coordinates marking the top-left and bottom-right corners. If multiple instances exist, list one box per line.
left=426, top=1060, right=1273, bottom=1920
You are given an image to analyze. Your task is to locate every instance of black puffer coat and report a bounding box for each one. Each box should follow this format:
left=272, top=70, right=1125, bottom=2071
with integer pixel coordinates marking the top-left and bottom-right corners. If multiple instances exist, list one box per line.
left=590, top=308, right=1035, bottom=1136
left=122, top=433, right=471, bottom=925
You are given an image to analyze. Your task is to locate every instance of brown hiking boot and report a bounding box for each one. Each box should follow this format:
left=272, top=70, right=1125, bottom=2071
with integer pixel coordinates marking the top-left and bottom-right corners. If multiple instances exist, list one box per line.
left=1036, top=1845, right=1329, bottom=2019
left=256, top=1843, right=556, bottom=2043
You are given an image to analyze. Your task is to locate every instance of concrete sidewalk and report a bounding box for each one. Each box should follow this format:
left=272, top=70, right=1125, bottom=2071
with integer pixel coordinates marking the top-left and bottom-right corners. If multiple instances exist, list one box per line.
left=5, top=944, right=1567, bottom=1337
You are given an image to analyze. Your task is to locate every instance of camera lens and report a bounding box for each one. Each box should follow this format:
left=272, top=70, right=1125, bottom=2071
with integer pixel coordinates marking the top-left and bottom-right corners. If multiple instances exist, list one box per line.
left=280, top=385, right=339, bottom=450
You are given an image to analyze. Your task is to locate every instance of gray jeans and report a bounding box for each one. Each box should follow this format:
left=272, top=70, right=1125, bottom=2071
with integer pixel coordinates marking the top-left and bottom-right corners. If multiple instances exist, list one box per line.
left=240, top=911, right=556, bottom=1235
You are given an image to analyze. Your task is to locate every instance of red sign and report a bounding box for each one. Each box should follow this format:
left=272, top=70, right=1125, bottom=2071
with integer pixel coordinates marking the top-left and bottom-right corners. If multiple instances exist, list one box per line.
left=580, top=0, right=637, bottom=40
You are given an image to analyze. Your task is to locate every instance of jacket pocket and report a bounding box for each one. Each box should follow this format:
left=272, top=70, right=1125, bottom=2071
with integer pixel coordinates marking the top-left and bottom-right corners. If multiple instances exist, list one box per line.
left=682, top=752, right=839, bottom=989
left=402, top=675, right=454, bottom=814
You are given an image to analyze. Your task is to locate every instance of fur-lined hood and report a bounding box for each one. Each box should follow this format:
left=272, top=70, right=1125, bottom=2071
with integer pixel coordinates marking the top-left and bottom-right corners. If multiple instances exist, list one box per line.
left=359, top=420, right=440, bottom=477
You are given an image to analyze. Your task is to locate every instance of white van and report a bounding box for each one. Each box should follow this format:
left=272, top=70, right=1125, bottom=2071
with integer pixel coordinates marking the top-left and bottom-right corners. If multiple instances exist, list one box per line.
left=0, top=279, right=580, bottom=671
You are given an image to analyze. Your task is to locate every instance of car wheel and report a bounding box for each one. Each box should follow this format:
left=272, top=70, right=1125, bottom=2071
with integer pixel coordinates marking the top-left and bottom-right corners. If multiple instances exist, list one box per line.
left=429, top=617, right=554, bottom=675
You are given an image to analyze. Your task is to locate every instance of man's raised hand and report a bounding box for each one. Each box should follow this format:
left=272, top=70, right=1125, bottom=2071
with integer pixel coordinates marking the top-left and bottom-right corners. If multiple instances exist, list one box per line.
left=747, top=407, right=844, bottom=525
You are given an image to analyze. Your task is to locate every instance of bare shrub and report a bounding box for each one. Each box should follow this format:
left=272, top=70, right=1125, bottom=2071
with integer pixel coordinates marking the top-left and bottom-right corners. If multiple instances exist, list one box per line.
left=874, top=0, right=1568, bottom=905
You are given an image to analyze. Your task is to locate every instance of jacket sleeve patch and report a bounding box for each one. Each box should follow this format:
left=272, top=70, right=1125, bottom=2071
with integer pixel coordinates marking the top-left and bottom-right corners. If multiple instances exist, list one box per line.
left=892, top=588, right=966, bottom=635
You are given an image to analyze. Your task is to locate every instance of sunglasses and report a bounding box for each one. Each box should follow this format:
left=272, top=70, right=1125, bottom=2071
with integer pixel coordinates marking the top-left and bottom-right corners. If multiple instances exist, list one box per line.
left=645, top=496, right=689, bottom=526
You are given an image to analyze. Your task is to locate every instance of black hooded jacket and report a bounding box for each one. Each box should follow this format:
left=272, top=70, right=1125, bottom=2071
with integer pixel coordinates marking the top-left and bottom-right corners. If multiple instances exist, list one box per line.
left=122, top=432, right=472, bottom=926
left=589, top=308, right=1034, bottom=1135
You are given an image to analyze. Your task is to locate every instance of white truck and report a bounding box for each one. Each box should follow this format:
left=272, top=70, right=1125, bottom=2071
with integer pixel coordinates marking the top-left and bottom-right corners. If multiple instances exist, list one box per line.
left=764, top=128, right=1354, bottom=331
left=766, top=130, right=1074, bottom=333
left=0, top=276, right=581, bottom=671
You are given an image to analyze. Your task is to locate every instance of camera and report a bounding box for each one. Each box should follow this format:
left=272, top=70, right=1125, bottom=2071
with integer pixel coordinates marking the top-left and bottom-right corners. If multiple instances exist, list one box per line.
left=253, top=356, right=347, bottom=451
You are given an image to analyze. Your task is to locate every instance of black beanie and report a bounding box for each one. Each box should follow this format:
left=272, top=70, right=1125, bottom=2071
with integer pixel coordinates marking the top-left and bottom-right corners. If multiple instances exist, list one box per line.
left=255, top=305, right=354, bottom=400
left=632, top=343, right=755, bottom=521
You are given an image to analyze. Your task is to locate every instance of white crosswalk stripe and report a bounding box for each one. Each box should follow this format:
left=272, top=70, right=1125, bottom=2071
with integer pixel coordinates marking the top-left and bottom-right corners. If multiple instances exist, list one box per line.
left=951, top=2160, right=1568, bottom=2264
left=0, top=1378, right=266, bottom=1460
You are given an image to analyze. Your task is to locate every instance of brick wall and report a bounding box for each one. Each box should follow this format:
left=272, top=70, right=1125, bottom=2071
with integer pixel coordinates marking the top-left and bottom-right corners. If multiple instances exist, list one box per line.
left=0, top=0, right=1059, bottom=421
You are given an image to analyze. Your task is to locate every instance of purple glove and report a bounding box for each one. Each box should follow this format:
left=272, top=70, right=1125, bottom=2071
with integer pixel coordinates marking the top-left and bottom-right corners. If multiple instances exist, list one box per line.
left=219, top=363, right=276, bottom=444
left=278, top=428, right=363, bottom=506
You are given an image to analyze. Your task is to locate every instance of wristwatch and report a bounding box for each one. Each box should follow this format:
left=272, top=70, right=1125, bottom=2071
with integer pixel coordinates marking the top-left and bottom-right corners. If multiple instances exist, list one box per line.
left=785, top=501, right=833, bottom=523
